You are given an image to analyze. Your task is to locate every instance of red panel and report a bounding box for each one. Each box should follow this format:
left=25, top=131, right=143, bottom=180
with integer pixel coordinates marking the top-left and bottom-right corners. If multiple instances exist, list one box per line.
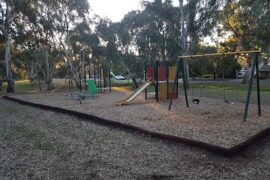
left=158, top=66, right=167, bottom=81
left=147, top=67, right=155, bottom=81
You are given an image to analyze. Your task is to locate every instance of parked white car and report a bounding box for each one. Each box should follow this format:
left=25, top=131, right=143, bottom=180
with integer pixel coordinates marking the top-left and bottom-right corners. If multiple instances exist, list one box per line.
left=115, top=75, right=126, bottom=80
left=238, top=69, right=246, bottom=78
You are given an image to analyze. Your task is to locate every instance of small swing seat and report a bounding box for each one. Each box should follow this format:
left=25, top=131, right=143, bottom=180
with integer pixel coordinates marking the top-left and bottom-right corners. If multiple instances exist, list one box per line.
left=192, top=98, right=200, bottom=104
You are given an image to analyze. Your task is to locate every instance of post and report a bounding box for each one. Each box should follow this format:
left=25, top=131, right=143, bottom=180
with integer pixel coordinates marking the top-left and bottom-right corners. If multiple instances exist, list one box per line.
left=144, top=61, right=147, bottom=100
left=243, top=54, right=256, bottom=122
left=169, top=61, right=179, bottom=110
left=255, top=53, right=261, bottom=116
left=103, top=67, right=106, bottom=93
left=82, top=49, right=87, bottom=90
left=181, top=59, right=189, bottom=108
left=155, top=60, right=159, bottom=102
left=176, top=66, right=179, bottom=98
left=98, top=66, right=100, bottom=92
left=89, top=64, right=91, bottom=79
left=166, top=61, right=169, bottom=99
left=99, top=66, right=102, bottom=93
left=94, top=66, right=96, bottom=85
left=109, top=67, right=112, bottom=93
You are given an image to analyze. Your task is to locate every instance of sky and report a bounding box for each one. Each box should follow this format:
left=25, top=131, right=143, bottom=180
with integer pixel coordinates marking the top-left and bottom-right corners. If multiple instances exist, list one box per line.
left=88, top=0, right=179, bottom=22
left=87, top=0, right=215, bottom=45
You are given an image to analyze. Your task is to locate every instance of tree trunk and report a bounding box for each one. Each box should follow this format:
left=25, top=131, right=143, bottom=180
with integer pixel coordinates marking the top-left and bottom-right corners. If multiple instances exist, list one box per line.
left=179, top=0, right=189, bottom=88
left=132, top=77, right=139, bottom=89
left=5, top=35, right=14, bottom=93
left=44, top=49, right=54, bottom=90
left=62, top=42, right=81, bottom=89
left=0, top=76, right=2, bottom=91
left=47, top=79, right=54, bottom=90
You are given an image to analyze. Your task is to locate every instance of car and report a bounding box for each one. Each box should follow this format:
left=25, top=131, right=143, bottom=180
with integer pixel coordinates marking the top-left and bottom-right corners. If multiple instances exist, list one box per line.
left=238, top=69, right=246, bottom=78
left=115, top=75, right=126, bottom=80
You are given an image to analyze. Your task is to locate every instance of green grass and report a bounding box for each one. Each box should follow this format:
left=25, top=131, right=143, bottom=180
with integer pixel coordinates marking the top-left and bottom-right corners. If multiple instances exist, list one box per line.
left=111, top=79, right=133, bottom=86
left=1, top=80, right=39, bottom=95
left=182, top=82, right=270, bottom=105
left=186, top=83, right=270, bottom=92
left=11, top=126, right=54, bottom=151
left=142, top=81, right=270, bottom=105
left=0, top=103, right=19, bottom=114
left=12, top=126, right=45, bottom=140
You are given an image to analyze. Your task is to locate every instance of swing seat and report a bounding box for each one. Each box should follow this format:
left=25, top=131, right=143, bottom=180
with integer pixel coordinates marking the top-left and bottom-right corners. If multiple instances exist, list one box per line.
left=192, top=98, right=200, bottom=104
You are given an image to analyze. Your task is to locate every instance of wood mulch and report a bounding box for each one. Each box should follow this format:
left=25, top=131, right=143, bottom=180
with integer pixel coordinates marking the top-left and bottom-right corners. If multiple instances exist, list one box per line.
left=9, top=89, right=270, bottom=149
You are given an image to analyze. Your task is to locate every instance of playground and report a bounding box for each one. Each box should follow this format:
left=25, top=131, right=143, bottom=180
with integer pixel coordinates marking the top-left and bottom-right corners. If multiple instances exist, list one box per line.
left=6, top=79, right=270, bottom=149
left=2, top=50, right=270, bottom=153
left=1, top=52, right=270, bottom=178
left=2, top=0, right=270, bottom=178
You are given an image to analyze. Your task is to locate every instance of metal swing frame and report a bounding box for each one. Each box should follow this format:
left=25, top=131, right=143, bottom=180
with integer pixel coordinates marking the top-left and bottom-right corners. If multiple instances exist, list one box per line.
left=168, top=50, right=261, bottom=122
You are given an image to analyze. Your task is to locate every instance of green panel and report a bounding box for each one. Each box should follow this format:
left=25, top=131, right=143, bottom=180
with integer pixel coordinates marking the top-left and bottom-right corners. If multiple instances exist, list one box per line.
left=87, top=79, right=97, bottom=95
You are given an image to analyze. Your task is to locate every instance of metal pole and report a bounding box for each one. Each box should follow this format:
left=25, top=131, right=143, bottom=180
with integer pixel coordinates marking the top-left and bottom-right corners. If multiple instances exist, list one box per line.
left=82, top=49, right=86, bottom=90
left=155, top=61, right=159, bottom=102
left=255, top=53, right=262, bottom=116
left=169, top=59, right=189, bottom=110
left=99, top=66, right=102, bottom=93
left=144, top=61, right=147, bottom=100
left=169, top=61, right=180, bottom=110
left=176, top=66, right=179, bottom=99
left=243, top=55, right=256, bottom=122
left=109, top=67, right=111, bottom=93
left=166, top=61, right=169, bottom=99
left=103, top=67, right=106, bottom=93
left=94, top=66, right=97, bottom=85
left=178, top=50, right=260, bottom=59
left=181, top=59, right=189, bottom=108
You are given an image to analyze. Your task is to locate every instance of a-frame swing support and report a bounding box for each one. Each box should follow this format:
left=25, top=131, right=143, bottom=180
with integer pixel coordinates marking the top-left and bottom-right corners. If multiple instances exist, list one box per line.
left=243, top=52, right=261, bottom=122
left=168, top=50, right=261, bottom=122
left=168, top=59, right=189, bottom=110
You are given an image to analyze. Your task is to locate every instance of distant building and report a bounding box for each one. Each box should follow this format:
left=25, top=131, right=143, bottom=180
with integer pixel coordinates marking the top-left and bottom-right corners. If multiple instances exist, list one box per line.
left=259, top=64, right=270, bottom=78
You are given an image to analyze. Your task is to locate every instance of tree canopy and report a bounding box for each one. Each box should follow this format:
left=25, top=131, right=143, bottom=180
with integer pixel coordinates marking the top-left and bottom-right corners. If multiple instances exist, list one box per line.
left=0, top=0, right=269, bottom=91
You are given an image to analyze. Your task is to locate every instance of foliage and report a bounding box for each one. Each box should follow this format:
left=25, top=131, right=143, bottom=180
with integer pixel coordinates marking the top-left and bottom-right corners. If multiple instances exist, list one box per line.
left=0, top=0, right=269, bottom=92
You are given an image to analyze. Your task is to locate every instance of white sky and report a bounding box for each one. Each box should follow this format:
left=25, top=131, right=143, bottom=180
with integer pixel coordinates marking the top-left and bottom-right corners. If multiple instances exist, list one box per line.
left=88, top=0, right=216, bottom=45
left=88, top=0, right=179, bottom=22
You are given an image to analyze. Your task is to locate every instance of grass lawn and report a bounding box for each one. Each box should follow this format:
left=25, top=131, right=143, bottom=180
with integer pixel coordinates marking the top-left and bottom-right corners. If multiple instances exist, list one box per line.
left=1, top=80, right=39, bottom=96
left=185, top=81, right=270, bottom=105
left=1, top=79, right=270, bottom=105
left=143, top=80, right=270, bottom=105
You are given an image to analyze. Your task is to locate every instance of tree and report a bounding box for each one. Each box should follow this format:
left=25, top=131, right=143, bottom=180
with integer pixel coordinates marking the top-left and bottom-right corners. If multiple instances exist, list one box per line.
left=217, top=0, right=270, bottom=83
left=20, top=0, right=91, bottom=89
left=0, top=0, right=38, bottom=92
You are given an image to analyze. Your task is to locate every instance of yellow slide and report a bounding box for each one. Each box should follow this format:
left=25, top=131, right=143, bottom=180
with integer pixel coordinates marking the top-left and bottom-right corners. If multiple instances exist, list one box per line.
left=117, top=80, right=153, bottom=106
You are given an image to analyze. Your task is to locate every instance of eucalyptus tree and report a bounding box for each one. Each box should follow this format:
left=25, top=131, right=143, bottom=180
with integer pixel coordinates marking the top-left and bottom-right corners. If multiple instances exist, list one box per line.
left=242, top=0, right=270, bottom=55
left=217, top=0, right=270, bottom=54
left=52, top=0, right=90, bottom=88
left=96, top=18, right=135, bottom=75
left=23, top=0, right=91, bottom=89
left=0, top=0, right=37, bottom=92
left=27, top=1, right=56, bottom=90
left=141, top=0, right=221, bottom=85
left=217, top=0, right=270, bottom=82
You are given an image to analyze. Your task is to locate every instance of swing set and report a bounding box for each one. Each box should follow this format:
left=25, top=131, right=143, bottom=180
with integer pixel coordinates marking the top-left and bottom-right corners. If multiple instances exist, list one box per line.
left=168, top=50, right=262, bottom=122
